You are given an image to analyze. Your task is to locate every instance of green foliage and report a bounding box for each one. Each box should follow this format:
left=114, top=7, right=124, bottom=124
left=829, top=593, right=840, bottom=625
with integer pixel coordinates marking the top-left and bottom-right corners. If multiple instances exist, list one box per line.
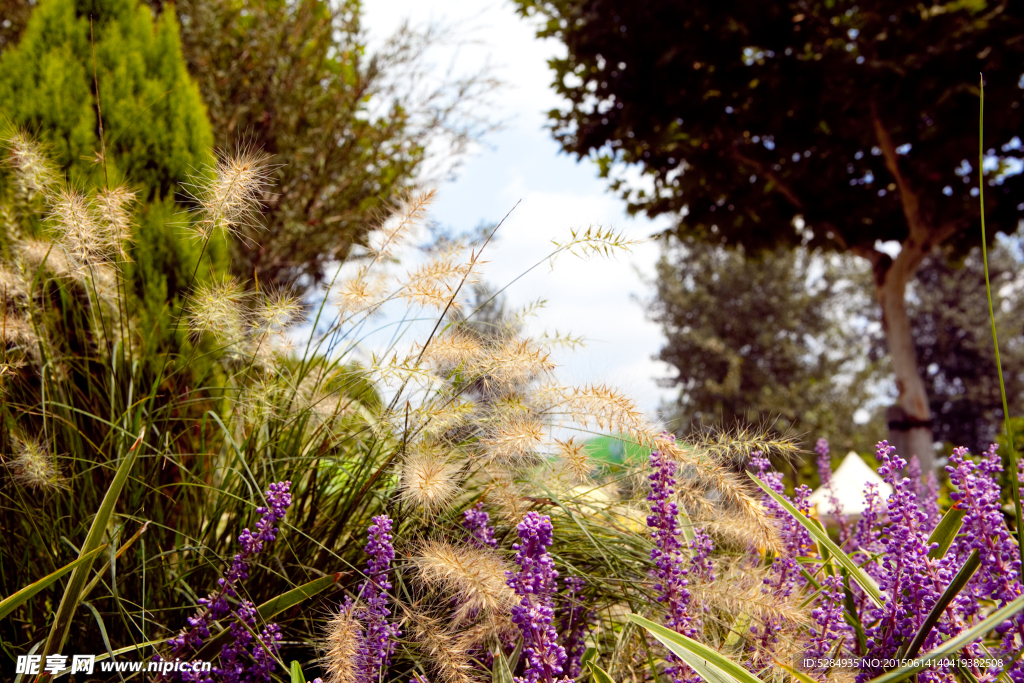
left=650, top=237, right=882, bottom=454
left=166, top=0, right=498, bottom=293
left=513, top=0, right=1023, bottom=254
left=897, top=242, right=1024, bottom=451
left=0, top=0, right=211, bottom=197
left=0, top=0, right=226, bottom=365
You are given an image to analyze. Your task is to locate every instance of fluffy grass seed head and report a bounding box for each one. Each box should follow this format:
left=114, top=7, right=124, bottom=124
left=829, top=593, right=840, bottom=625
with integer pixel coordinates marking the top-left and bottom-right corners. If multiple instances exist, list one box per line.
left=93, top=186, right=136, bottom=262
left=3, top=132, right=56, bottom=200
left=399, top=446, right=462, bottom=513
left=49, top=186, right=104, bottom=267
left=481, top=415, right=545, bottom=462
left=479, top=338, right=556, bottom=391
left=7, top=435, right=64, bottom=490
left=367, top=190, right=435, bottom=263
left=412, top=540, right=517, bottom=622
left=187, top=278, right=249, bottom=343
left=190, top=148, right=274, bottom=241
left=252, top=287, right=303, bottom=335
left=411, top=613, right=479, bottom=683
left=322, top=606, right=360, bottom=683
left=553, top=437, right=592, bottom=484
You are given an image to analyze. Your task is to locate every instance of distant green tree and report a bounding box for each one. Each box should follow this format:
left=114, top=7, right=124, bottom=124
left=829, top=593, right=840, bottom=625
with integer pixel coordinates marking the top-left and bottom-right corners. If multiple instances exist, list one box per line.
left=0, top=0, right=225, bottom=360
left=651, top=237, right=883, bottom=456
left=893, top=242, right=1024, bottom=452
left=514, top=0, right=1024, bottom=472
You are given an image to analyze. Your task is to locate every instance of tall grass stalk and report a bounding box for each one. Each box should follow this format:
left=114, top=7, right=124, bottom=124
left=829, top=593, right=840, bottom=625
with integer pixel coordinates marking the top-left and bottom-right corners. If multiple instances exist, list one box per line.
left=978, top=74, right=1024, bottom=581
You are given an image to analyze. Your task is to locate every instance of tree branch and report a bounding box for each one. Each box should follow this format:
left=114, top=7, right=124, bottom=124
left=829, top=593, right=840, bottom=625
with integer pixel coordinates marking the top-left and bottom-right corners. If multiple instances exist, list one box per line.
left=871, top=102, right=928, bottom=242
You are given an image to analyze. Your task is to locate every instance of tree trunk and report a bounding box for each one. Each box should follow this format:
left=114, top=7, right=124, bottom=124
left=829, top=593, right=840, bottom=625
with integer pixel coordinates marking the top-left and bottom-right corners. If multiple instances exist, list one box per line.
left=875, top=256, right=935, bottom=474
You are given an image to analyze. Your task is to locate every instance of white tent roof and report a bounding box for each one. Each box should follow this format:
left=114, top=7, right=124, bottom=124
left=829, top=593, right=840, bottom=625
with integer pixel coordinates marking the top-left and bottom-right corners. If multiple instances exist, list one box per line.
left=808, top=451, right=892, bottom=517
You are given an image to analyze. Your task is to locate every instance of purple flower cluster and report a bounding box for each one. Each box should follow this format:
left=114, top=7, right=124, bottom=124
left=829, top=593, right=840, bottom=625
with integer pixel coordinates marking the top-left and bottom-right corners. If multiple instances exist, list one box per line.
left=806, top=574, right=847, bottom=676
left=815, top=439, right=849, bottom=542
left=463, top=502, right=498, bottom=549
left=558, top=575, right=592, bottom=680
left=164, top=481, right=292, bottom=682
left=647, top=443, right=701, bottom=683
left=506, top=511, right=570, bottom=683
left=946, top=445, right=1024, bottom=671
left=859, top=443, right=952, bottom=680
left=352, top=514, right=401, bottom=680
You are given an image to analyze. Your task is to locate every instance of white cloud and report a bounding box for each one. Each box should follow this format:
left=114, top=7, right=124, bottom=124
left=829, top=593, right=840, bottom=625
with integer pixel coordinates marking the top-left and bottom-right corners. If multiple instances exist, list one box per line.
left=362, top=0, right=677, bottom=414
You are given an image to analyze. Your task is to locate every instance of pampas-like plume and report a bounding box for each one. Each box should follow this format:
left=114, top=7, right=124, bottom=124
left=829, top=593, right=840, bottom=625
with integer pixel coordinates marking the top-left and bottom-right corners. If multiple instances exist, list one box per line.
left=7, top=435, right=64, bottom=490
left=94, top=186, right=135, bottom=262
left=412, top=540, right=516, bottom=621
left=554, top=437, right=591, bottom=483
left=3, top=132, right=55, bottom=200
left=336, top=266, right=389, bottom=317
left=18, top=239, right=75, bottom=280
left=654, top=433, right=783, bottom=556
left=412, top=614, right=480, bottom=683
left=479, top=339, right=555, bottom=390
left=2, top=313, right=38, bottom=348
left=252, top=287, right=303, bottom=335
left=419, top=329, right=482, bottom=372
left=399, top=447, right=461, bottom=513
left=50, top=187, right=104, bottom=267
left=190, top=148, right=274, bottom=240
left=368, top=190, right=435, bottom=263
left=187, top=278, right=249, bottom=342
left=322, top=607, right=360, bottom=683
left=481, top=416, right=544, bottom=462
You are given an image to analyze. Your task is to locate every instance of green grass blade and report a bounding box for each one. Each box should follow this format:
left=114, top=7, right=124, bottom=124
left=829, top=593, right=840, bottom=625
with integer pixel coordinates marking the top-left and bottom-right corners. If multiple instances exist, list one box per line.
left=927, top=506, right=966, bottom=559
left=772, top=659, right=821, bottom=683
left=866, top=594, right=1024, bottom=683
left=627, top=614, right=762, bottom=683
left=40, top=428, right=146, bottom=672
left=900, top=549, right=980, bottom=659
left=492, top=648, right=515, bottom=683
left=193, top=573, right=341, bottom=661
left=978, top=74, right=1024, bottom=583
left=748, top=473, right=883, bottom=607
left=0, top=545, right=106, bottom=620
left=290, top=660, right=306, bottom=683
left=588, top=661, right=618, bottom=683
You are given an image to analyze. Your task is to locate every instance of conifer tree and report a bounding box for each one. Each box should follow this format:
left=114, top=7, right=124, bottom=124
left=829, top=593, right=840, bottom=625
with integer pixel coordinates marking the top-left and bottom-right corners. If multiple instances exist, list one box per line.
left=0, top=0, right=226, bottom=361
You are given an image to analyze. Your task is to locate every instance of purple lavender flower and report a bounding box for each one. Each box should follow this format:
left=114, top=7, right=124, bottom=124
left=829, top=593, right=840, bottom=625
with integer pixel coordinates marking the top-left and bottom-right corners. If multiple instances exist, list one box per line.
left=170, top=483, right=291, bottom=652
left=354, top=514, right=401, bottom=680
left=558, top=575, right=592, bottom=680
left=858, top=443, right=954, bottom=681
left=816, top=438, right=850, bottom=541
left=463, top=502, right=498, bottom=549
left=647, top=444, right=697, bottom=683
left=506, top=511, right=569, bottom=683
left=946, top=445, right=1024, bottom=671
left=689, top=529, right=714, bottom=583
left=806, top=575, right=847, bottom=676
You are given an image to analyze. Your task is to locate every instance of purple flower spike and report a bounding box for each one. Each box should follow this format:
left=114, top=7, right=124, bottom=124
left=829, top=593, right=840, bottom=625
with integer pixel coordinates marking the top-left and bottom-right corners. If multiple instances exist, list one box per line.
left=355, top=514, right=401, bottom=680
left=559, top=575, right=592, bottom=680
left=816, top=438, right=849, bottom=541
left=506, top=511, right=570, bottom=683
left=647, top=441, right=701, bottom=683
left=463, top=502, right=498, bottom=549
left=165, top=481, right=292, bottom=681
left=807, top=575, right=847, bottom=679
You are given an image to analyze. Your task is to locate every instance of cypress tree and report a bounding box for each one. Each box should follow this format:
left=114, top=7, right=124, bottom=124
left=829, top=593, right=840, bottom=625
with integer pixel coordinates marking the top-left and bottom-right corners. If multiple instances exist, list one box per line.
left=0, top=0, right=226, bottom=360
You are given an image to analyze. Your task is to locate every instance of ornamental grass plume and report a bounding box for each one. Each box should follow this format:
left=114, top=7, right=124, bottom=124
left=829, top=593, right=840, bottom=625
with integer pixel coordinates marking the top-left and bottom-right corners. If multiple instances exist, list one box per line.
left=412, top=539, right=517, bottom=622
left=6, top=433, right=64, bottom=491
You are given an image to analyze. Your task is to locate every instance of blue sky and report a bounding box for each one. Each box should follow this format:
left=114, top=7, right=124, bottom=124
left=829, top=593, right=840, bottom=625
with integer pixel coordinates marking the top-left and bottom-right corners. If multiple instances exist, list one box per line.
left=361, top=0, right=677, bottom=414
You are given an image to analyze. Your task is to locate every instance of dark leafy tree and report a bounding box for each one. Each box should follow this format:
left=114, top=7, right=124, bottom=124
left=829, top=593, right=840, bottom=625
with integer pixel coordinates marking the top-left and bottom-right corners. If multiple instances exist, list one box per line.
left=651, top=237, right=883, bottom=457
left=514, top=0, right=1024, bottom=471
